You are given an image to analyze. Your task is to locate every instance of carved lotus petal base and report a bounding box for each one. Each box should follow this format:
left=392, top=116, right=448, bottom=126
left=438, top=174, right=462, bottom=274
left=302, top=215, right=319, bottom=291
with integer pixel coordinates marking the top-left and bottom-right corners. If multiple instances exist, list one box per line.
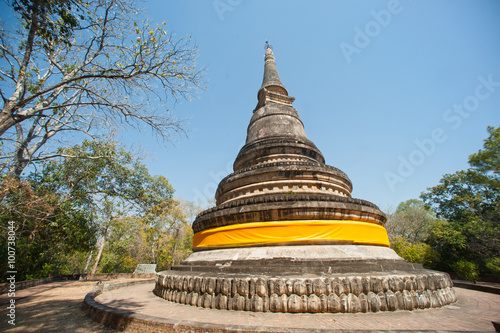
left=154, top=269, right=456, bottom=313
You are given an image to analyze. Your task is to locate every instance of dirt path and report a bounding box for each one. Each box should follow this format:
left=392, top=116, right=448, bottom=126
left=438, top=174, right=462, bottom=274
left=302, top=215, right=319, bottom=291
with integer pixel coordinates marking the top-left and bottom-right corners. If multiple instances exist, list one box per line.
left=0, top=280, right=120, bottom=332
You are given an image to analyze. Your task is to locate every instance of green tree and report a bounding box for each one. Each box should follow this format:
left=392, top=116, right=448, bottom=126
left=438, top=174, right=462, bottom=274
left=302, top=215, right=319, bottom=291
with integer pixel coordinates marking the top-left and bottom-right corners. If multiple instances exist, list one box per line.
left=0, top=0, right=204, bottom=178
left=31, top=139, right=175, bottom=274
left=385, top=199, right=441, bottom=268
left=421, top=170, right=497, bottom=224
left=140, top=199, right=195, bottom=271
left=421, top=126, right=500, bottom=279
left=0, top=139, right=176, bottom=280
left=97, top=216, right=143, bottom=273
left=469, top=126, right=500, bottom=182
left=0, top=177, right=96, bottom=281
left=90, top=199, right=197, bottom=274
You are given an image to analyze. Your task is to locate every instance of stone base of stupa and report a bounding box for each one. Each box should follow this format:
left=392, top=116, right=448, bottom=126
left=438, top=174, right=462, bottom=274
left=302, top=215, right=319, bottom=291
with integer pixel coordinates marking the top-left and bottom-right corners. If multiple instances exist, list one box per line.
left=154, top=245, right=456, bottom=313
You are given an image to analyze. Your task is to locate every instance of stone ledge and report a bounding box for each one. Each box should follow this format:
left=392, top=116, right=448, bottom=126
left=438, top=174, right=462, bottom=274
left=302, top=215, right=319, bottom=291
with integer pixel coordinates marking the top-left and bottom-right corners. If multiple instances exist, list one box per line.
left=234, top=137, right=325, bottom=170
left=82, top=281, right=494, bottom=332
left=218, top=160, right=350, bottom=188
left=452, top=280, right=500, bottom=295
left=198, top=193, right=382, bottom=217
left=80, top=273, right=156, bottom=281
left=172, top=259, right=422, bottom=274
left=193, top=194, right=386, bottom=233
left=235, top=137, right=322, bottom=160
left=0, top=276, right=56, bottom=295
left=184, top=245, right=403, bottom=262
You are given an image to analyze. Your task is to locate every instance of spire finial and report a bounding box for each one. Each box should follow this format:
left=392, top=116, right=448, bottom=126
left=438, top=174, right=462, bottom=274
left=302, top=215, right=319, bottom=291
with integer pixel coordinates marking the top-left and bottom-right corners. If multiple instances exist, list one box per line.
left=256, top=43, right=295, bottom=109
left=258, top=43, right=288, bottom=98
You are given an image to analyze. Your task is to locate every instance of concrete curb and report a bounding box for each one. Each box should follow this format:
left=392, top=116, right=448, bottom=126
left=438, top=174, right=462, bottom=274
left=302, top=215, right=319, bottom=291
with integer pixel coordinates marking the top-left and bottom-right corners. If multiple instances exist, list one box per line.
left=0, top=276, right=59, bottom=294
left=452, top=280, right=500, bottom=295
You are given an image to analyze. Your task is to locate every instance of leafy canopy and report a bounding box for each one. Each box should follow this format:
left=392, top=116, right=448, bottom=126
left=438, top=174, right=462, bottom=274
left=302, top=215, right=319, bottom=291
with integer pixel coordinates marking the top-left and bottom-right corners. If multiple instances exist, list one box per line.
left=420, top=126, right=500, bottom=277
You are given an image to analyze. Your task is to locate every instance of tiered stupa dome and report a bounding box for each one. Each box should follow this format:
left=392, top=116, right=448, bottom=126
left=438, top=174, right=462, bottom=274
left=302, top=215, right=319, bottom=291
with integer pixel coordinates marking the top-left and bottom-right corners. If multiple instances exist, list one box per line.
left=192, top=47, right=388, bottom=251
left=154, top=46, right=456, bottom=314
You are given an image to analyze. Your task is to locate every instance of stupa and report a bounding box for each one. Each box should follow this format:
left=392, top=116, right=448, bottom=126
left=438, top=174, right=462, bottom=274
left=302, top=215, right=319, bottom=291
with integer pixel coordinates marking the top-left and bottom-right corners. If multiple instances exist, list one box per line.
left=154, top=46, right=456, bottom=313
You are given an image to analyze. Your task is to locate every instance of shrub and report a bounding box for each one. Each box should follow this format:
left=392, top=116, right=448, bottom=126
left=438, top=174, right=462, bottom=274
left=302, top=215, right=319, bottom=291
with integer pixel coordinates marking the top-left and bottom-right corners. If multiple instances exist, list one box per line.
left=391, top=237, right=439, bottom=268
left=485, top=257, right=500, bottom=280
left=451, top=260, right=479, bottom=282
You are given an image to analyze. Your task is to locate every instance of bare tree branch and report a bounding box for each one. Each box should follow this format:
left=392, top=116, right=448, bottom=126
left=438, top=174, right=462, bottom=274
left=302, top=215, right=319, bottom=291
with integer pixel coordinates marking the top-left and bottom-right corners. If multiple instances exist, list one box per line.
left=0, top=0, right=205, bottom=178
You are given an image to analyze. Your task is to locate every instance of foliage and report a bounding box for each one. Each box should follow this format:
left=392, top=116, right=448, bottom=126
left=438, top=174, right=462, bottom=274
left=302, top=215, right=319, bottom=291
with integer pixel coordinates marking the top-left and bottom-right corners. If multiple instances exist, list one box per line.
left=420, top=126, right=500, bottom=278
left=32, top=139, right=176, bottom=274
left=31, top=139, right=175, bottom=215
left=97, top=216, right=142, bottom=273
left=450, top=260, right=479, bottom=283
left=485, top=257, right=500, bottom=280
left=11, top=0, right=87, bottom=48
left=89, top=199, right=196, bottom=274
left=54, top=250, right=90, bottom=275
left=0, top=0, right=205, bottom=178
left=469, top=126, right=500, bottom=182
left=391, top=237, right=439, bottom=268
left=422, top=127, right=499, bottom=225
left=0, top=177, right=96, bottom=281
left=141, top=199, right=194, bottom=269
left=421, top=170, right=498, bottom=224
left=385, top=199, right=436, bottom=243
left=0, top=139, right=196, bottom=280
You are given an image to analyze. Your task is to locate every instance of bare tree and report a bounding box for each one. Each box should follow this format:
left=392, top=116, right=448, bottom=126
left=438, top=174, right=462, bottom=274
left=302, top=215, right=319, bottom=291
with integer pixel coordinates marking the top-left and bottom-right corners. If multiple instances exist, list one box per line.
left=0, top=0, right=204, bottom=178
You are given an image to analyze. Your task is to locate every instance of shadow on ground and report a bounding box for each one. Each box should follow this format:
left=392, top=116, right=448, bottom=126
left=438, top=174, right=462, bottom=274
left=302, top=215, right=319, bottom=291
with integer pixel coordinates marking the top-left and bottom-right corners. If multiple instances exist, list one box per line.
left=0, top=298, right=117, bottom=333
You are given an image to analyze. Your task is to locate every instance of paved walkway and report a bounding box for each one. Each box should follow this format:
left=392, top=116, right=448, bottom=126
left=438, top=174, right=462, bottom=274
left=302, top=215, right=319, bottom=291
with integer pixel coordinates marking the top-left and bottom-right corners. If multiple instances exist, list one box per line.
left=94, top=283, right=500, bottom=332
left=0, top=280, right=77, bottom=305
left=1, top=280, right=118, bottom=333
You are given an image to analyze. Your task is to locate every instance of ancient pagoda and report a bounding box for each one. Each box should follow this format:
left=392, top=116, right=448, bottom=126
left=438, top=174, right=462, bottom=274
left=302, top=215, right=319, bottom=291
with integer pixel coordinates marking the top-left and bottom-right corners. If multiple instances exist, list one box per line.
left=154, top=46, right=456, bottom=313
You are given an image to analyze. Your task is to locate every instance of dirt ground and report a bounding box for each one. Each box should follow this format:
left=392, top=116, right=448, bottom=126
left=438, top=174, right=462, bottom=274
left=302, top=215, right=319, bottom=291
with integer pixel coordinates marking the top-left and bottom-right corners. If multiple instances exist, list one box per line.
left=0, top=280, right=119, bottom=332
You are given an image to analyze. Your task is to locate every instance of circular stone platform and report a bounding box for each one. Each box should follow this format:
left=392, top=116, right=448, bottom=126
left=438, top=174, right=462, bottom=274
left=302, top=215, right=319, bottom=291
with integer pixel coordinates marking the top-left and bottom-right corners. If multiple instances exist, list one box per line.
left=83, top=281, right=500, bottom=332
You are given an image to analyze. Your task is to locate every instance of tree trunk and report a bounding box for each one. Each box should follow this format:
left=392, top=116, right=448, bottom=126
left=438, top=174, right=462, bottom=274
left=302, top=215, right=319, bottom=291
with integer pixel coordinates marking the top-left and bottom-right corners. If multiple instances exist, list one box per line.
left=0, top=2, right=40, bottom=137
left=91, top=239, right=106, bottom=274
left=0, top=108, right=18, bottom=138
left=170, top=229, right=180, bottom=267
left=84, top=250, right=93, bottom=274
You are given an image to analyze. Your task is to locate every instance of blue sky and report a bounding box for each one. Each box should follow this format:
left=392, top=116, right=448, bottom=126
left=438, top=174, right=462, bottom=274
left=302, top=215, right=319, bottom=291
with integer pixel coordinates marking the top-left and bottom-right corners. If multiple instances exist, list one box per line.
left=121, top=0, right=500, bottom=211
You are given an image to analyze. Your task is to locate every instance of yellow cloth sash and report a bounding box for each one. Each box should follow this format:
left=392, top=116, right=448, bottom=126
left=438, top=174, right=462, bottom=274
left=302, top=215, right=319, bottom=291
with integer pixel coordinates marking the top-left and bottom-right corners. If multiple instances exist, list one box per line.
left=193, top=220, right=390, bottom=250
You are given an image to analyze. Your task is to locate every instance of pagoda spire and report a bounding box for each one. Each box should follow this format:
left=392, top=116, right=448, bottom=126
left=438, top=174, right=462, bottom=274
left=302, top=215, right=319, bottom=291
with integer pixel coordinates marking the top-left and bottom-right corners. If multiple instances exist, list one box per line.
left=259, top=46, right=288, bottom=96
left=257, top=45, right=295, bottom=108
